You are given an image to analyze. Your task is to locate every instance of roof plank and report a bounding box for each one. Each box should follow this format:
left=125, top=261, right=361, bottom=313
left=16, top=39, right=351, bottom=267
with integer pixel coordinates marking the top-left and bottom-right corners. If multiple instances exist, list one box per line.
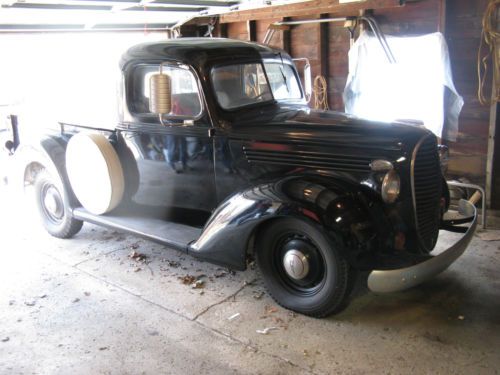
left=220, top=0, right=405, bottom=23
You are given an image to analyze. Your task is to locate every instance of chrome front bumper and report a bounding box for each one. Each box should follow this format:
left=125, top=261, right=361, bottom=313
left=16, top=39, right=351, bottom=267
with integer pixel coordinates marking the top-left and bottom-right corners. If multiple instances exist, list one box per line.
left=367, top=199, right=477, bottom=293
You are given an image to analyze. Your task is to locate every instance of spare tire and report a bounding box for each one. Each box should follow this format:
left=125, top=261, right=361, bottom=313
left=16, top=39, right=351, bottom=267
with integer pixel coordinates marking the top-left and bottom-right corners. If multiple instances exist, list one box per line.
left=66, top=133, right=124, bottom=215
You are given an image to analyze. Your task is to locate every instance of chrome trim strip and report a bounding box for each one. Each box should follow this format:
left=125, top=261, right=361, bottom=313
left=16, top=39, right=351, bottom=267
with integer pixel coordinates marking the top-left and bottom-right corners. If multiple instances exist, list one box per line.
left=367, top=199, right=477, bottom=293
left=410, top=135, right=426, bottom=240
left=410, top=133, right=438, bottom=251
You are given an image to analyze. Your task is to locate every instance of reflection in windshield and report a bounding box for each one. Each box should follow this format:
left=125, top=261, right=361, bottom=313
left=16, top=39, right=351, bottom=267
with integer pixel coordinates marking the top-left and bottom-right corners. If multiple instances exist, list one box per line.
left=211, top=62, right=302, bottom=110
left=263, top=63, right=302, bottom=100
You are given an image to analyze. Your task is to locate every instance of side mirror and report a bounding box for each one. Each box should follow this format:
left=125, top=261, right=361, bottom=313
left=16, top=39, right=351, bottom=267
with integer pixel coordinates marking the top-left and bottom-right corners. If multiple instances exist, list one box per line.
left=303, top=63, right=312, bottom=103
left=149, top=73, right=172, bottom=115
left=293, top=58, right=312, bottom=103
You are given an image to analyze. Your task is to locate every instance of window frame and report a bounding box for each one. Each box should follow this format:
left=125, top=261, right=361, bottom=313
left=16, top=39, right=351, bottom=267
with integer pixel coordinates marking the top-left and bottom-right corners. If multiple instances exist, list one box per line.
left=126, top=61, right=205, bottom=123
left=210, top=61, right=275, bottom=111
left=209, top=59, right=306, bottom=111
left=262, top=59, right=305, bottom=103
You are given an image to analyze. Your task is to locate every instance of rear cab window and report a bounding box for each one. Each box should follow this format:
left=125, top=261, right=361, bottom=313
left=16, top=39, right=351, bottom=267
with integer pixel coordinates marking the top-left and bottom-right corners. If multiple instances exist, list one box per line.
left=128, top=63, right=203, bottom=122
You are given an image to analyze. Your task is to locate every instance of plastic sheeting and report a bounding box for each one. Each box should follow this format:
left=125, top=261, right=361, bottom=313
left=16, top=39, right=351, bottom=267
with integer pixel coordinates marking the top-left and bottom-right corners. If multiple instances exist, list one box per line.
left=343, top=32, right=463, bottom=141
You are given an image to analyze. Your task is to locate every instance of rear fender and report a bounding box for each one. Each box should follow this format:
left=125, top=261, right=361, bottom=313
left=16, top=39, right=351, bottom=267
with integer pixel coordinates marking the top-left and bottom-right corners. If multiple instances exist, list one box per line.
left=189, top=176, right=377, bottom=270
left=15, top=135, right=79, bottom=208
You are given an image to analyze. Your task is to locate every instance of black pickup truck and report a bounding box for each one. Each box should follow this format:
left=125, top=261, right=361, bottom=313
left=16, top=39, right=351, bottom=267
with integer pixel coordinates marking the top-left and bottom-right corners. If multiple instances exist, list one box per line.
left=5, top=38, right=477, bottom=317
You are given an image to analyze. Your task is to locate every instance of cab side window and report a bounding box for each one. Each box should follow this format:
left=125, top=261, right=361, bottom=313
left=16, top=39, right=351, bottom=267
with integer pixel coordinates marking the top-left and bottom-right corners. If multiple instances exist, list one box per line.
left=130, top=64, right=202, bottom=119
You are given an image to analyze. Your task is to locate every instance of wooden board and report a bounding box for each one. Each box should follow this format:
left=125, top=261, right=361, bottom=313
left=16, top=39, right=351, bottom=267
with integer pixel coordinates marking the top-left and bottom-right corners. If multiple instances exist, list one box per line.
left=221, top=0, right=404, bottom=23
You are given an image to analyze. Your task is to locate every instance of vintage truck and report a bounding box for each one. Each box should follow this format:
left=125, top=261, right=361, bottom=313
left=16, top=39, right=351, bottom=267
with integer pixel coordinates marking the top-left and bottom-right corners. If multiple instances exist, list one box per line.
left=5, top=38, right=477, bottom=317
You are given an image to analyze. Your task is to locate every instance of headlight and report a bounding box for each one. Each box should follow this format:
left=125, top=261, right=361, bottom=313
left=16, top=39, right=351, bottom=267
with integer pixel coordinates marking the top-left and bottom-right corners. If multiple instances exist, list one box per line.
left=381, top=169, right=400, bottom=203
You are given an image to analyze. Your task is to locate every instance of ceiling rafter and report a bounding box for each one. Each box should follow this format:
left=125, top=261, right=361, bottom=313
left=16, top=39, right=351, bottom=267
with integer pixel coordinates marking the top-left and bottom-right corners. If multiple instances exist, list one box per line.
left=2, top=3, right=207, bottom=11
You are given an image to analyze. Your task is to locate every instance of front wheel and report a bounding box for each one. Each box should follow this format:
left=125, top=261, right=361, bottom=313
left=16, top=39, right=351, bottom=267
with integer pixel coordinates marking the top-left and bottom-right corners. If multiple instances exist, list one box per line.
left=34, top=169, right=83, bottom=239
left=256, top=218, right=355, bottom=318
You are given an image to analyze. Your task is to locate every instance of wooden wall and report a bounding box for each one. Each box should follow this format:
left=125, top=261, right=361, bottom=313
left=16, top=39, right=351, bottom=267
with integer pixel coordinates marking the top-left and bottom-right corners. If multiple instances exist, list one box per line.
left=210, top=0, right=496, bottom=205
left=445, top=0, right=491, bottom=185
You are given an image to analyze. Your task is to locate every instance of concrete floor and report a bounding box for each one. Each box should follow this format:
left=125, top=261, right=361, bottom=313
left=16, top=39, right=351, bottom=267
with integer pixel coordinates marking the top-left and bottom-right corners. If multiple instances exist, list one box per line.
left=1, top=184, right=499, bottom=375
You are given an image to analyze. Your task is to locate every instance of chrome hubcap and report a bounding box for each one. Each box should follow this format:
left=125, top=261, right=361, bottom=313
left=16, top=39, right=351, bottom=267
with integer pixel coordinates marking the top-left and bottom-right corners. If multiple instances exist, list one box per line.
left=43, top=186, right=64, bottom=220
left=283, top=249, right=309, bottom=280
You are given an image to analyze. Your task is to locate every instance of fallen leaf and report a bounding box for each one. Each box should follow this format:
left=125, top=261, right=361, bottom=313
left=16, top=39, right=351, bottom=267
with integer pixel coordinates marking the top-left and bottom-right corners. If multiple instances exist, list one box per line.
left=72, top=298, right=80, bottom=303
left=252, top=291, right=264, bottom=300
left=84, top=292, right=91, bottom=297
left=191, top=280, right=205, bottom=289
left=1, top=337, right=9, bottom=342
left=179, top=275, right=197, bottom=285
left=265, top=306, right=278, bottom=314
left=24, top=301, right=36, bottom=307
left=166, top=260, right=180, bottom=268
left=99, top=346, right=109, bottom=351
left=129, top=251, right=147, bottom=262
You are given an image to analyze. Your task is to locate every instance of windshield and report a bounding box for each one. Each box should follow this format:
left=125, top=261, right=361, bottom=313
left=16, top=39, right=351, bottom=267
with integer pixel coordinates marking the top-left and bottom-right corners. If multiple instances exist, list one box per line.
left=211, top=61, right=302, bottom=110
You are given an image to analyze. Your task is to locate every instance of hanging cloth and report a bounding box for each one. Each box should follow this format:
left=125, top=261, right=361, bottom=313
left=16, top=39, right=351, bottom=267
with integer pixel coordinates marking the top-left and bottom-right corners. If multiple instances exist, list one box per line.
left=343, top=32, right=463, bottom=141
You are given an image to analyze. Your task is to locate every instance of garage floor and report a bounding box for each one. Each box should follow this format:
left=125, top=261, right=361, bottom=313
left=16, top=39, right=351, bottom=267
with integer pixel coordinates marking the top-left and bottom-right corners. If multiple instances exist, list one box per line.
left=1, top=185, right=499, bottom=375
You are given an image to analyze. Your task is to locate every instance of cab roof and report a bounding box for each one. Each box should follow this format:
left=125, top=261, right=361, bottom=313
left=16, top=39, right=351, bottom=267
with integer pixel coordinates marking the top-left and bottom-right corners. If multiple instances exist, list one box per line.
left=119, top=37, right=289, bottom=72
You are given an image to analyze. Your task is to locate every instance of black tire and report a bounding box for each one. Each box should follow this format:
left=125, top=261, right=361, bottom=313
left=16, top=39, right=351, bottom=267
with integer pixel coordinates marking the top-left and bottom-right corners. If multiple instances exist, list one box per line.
left=256, top=218, right=355, bottom=318
left=34, top=169, right=83, bottom=239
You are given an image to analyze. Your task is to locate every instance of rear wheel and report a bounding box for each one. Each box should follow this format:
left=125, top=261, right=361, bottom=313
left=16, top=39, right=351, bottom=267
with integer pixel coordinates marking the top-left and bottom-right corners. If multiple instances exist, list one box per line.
left=34, top=169, right=83, bottom=238
left=256, top=218, right=355, bottom=317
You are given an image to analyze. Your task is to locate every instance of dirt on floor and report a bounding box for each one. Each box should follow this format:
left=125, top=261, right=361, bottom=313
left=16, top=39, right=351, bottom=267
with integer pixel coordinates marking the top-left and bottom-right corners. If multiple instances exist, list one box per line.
left=0, top=184, right=499, bottom=375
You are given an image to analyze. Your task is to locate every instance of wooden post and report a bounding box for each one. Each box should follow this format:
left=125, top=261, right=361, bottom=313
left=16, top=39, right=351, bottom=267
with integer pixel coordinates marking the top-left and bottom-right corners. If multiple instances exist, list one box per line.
left=218, top=22, right=228, bottom=38
left=437, top=0, right=446, bottom=33
left=247, top=20, right=257, bottom=41
left=319, top=13, right=329, bottom=78
left=486, top=94, right=498, bottom=209
left=283, top=17, right=291, bottom=54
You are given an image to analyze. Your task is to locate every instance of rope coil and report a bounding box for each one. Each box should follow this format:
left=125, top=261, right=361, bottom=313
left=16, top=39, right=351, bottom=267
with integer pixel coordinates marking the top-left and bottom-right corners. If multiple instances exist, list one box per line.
left=477, top=0, right=500, bottom=105
left=313, top=75, right=329, bottom=110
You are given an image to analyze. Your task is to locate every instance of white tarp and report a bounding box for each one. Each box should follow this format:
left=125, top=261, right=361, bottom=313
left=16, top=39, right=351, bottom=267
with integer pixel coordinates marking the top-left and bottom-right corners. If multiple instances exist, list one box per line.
left=343, top=32, right=463, bottom=141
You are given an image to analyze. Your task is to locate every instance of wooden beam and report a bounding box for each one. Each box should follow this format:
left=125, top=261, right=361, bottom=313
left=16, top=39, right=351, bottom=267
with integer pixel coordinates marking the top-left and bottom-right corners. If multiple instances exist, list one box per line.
left=218, top=22, right=228, bottom=37
left=247, top=20, right=257, bottom=41
left=486, top=93, right=498, bottom=209
left=319, top=13, right=329, bottom=78
left=220, top=0, right=404, bottom=23
left=437, top=0, right=446, bottom=33
left=282, top=17, right=291, bottom=54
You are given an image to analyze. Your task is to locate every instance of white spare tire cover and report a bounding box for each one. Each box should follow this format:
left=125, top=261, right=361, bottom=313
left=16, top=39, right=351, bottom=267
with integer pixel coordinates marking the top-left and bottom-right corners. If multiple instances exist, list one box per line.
left=66, top=133, right=125, bottom=215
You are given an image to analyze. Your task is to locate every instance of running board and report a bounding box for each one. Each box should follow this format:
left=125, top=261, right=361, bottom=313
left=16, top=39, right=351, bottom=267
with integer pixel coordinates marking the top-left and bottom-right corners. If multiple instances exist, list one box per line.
left=73, top=208, right=202, bottom=252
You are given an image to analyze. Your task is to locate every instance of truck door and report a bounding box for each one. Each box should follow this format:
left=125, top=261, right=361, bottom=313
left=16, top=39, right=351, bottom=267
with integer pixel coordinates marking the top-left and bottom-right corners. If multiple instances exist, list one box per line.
left=119, top=63, right=216, bottom=224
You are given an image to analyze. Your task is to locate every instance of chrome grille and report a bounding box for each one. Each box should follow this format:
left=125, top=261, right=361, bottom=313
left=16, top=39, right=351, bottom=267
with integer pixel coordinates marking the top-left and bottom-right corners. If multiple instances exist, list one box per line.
left=243, top=147, right=373, bottom=173
left=411, top=135, right=442, bottom=251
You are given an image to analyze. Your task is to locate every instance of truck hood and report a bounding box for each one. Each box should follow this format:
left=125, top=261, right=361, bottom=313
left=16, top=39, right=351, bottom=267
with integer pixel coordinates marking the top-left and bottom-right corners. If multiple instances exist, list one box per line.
left=226, top=106, right=432, bottom=157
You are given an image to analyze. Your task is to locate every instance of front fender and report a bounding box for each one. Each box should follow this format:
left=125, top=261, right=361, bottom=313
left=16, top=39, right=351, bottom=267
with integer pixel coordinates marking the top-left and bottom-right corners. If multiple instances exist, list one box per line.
left=189, top=175, right=378, bottom=270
